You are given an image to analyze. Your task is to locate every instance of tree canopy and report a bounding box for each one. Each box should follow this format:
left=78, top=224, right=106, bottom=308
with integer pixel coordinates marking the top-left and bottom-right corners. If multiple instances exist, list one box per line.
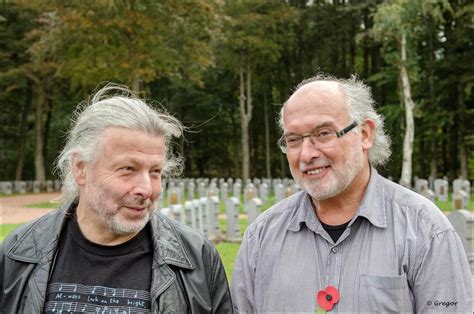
left=0, top=0, right=472, bottom=184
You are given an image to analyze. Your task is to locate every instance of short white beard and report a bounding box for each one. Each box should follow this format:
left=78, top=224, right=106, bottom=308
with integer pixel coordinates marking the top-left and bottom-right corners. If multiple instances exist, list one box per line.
left=88, top=187, right=155, bottom=236
left=292, top=148, right=364, bottom=201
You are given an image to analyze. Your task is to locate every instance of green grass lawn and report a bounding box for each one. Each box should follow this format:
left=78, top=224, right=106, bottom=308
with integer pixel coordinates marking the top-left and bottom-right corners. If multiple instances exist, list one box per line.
left=0, top=224, right=21, bottom=242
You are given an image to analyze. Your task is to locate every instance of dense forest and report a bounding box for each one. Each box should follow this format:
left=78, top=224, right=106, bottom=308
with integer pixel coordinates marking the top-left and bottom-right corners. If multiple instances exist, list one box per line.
left=0, top=0, right=472, bottom=185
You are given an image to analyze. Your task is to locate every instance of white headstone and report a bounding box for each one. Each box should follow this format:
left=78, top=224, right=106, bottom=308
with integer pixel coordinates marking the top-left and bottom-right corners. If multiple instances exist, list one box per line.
left=1, top=182, right=12, bottom=195
left=220, top=182, right=229, bottom=205
left=275, top=183, right=284, bottom=203
left=434, top=178, right=449, bottom=201
left=226, top=197, right=240, bottom=241
left=160, top=207, right=172, bottom=218
left=13, top=181, right=26, bottom=194
left=259, top=183, right=268, bottom=203
left=54, top=180, right=61, bottom=191
left=415, top=179, right=429, bottom=194
left=187, top=181, right=195, bottom=200
left=193, top=199, right=203, bottom=234
left=184, top=201, right=195, bottom=229
left=206, top=196, right=220, bottom=239
left=33, top=181, right=41, bottom=193
left=172, top=204, right=184, bottom=224
left=453, top=190, right=468, bottom=210
left=422, top=189, right=436, bottom=203
left=247, top=197, right=262, bottom=224
left=448, top=210, right=474, bottom=272
left=46, top=180, right=54, bottom=193
left=233, top=182, right=241, bottom=199
left=200, top=197, right=208, bottom=236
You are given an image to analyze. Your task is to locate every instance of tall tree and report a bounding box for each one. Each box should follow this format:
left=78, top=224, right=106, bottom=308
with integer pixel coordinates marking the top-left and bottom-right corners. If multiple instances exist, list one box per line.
left=373, top=0, right=451, bottom=187
left=222, top=0, right=297, bottom=180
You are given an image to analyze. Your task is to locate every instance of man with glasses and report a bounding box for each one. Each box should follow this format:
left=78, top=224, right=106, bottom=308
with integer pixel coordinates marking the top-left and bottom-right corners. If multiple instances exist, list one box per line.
left=230, top=74, right=472, bottom=312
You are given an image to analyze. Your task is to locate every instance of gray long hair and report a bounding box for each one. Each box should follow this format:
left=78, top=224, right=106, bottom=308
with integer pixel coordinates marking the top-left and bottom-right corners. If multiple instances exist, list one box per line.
left=56, top=84, right=184, bottom=203
left=279, top=74, right=391, bottom=166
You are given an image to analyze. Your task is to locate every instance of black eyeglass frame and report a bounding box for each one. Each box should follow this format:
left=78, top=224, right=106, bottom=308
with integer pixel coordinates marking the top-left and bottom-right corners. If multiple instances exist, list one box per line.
left=278, top=121, right=358, bottom=153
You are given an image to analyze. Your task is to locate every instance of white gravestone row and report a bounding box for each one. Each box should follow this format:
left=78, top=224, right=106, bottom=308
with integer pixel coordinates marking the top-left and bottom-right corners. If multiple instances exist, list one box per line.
left=161, top=195, right=221, bottom=240
left=0, top=180, right=62, bottom=194
left=414, top=178, right=439, bottom=203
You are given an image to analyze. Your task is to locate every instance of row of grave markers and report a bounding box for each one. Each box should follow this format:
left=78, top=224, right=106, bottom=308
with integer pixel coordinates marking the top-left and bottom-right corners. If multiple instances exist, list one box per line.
left=0, top=176, right=471, bottom=209
left=159, top=191, right=474, bottom=273
left=0, top=180, right=61, bottom=195
left=159, top=195, right=263, bottom=242
left=1, top=176, right=472, bottom=271
left=413, top=177, right=471, bottom=210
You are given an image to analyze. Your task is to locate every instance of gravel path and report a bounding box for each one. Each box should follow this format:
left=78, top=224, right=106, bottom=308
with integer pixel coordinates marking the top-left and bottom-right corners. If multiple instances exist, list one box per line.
left=1, top=192, right=61, bottom=224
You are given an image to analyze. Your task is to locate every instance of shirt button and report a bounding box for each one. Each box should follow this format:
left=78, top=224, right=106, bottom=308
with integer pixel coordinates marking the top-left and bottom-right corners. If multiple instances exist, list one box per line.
left=331, top=247, right=338, bottom=253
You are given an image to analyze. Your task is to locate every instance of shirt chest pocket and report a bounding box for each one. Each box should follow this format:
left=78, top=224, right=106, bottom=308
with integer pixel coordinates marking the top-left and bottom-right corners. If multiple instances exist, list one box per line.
left=359, top=274, right=413, bottom=313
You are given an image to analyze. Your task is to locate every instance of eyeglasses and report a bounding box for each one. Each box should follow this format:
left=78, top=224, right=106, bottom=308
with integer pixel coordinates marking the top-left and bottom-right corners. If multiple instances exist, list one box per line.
left=278, top=121, right=358, bottom=154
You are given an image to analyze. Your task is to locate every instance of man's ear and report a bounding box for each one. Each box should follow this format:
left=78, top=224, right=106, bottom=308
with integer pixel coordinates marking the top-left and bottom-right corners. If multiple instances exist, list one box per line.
left=72, top=153, right=87, bottom=186
left=360, top=119, right=376, bottom=151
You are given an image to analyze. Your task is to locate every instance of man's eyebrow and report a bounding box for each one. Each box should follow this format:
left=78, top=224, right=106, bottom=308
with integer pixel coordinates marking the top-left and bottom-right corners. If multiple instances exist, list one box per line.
left=112, top=157, right=164, bottom=168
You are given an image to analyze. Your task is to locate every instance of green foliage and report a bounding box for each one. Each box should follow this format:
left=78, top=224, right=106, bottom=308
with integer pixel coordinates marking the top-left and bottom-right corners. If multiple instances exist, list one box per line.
left=0, top=0, right=472, bottom=181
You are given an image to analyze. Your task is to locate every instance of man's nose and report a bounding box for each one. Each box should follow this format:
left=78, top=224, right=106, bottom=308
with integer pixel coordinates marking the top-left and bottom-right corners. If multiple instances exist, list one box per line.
left=132, top=173, right=153, bottom=198
left=298, top=136, right=322, bottom=163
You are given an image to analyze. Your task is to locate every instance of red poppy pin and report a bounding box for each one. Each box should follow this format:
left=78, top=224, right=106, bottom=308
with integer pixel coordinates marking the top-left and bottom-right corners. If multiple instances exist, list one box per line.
left=316, top=285, right=339, bottom=311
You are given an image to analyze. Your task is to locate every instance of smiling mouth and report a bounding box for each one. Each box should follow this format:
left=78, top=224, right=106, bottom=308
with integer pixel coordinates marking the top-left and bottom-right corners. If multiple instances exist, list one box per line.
left=305, top=166, right=330, bottom=175
left=125, top=206, right=146, bottom=212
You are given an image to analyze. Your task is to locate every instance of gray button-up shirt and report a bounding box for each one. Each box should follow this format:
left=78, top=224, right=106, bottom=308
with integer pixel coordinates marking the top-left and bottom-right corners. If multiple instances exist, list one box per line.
left=231, top=168, right=472, bottom=313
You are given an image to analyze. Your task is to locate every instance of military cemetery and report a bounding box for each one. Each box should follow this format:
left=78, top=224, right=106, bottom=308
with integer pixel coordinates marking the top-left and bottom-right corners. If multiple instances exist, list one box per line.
left=1, top=176, right=472, bottom=261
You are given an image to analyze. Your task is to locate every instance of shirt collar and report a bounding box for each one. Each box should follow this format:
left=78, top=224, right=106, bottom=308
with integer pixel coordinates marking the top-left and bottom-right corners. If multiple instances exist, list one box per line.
left=286, top=166, right=387, bottom=232
left=287, top=192, right=320, bottom=233
left=354, top=166, right=387, bottom=228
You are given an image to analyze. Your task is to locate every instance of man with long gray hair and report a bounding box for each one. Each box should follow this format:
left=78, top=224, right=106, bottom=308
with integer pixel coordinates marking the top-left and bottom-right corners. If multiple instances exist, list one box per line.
left=0, top=85, right=233, bottom=313
left=231, top=74, right=472, bottom=312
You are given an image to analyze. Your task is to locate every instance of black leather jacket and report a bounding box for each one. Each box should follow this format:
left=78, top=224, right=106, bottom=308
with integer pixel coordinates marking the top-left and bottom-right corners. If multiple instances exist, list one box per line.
left=0, top=202, right=233, bottom=313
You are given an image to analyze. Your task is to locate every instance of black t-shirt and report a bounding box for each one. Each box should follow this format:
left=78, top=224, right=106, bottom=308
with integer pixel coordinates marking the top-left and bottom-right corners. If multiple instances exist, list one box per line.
left=321, top=220, right=350, bottom=243
left=44, top=214, right=153, bottom=313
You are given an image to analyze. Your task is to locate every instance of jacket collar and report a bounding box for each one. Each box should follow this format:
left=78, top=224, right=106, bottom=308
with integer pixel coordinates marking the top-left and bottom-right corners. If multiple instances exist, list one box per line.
left=7, top=201, right=71, bottom=263
left=149, top=212, right=194, bottom=270
left=8, top=201, right=194, bottom=270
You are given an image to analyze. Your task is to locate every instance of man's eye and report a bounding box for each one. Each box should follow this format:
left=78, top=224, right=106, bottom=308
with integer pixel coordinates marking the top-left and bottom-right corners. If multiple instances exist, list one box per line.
left=316, top=130, right=333, bottom=137
left=286, top=137, right=301, bottom=145
left=119, top=166, right=134, bottom=173
left=151, top=169, right=162, bottom=176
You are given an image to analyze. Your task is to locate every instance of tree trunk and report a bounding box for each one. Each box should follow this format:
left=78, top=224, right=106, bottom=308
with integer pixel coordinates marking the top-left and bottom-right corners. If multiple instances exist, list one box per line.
left=15, top=84, right=33, bottom=180
left=239, top=62, right=251, bottom=181
left=398, top=32, right=415, bottom=188
left=34, top=83, right=46, bottom=182
left=131, top=75, right=140, bottom=93
left=264, top=92, right=271, bottom=178
left=458, top=83, right=468, bottom=179
left=427, top=22, right=438, bottom=181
